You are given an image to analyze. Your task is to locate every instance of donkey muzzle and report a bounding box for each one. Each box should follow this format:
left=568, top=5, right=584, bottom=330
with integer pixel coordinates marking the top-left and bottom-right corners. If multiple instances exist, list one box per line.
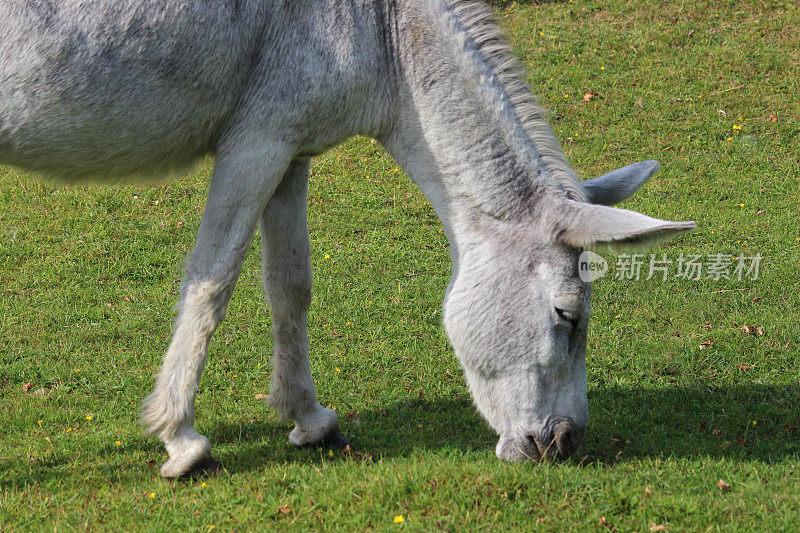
left=495, top=418, right=584, bottom=463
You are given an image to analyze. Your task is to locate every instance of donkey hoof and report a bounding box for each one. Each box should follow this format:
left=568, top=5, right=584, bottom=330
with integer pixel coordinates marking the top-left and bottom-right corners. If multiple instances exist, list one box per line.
left=178, top=456, right=222, bottom=480
left=295, top=429, right=351, bottom=450
left=160, top=450, right=221, bottom=479
left=320, top=429, right=352, bottom=450
left=161, top=454, right=221, bottom=480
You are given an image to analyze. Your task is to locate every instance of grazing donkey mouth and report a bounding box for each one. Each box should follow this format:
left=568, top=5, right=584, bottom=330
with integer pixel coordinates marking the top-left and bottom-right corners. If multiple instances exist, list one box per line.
left=495, top=419, right=584, bottom=463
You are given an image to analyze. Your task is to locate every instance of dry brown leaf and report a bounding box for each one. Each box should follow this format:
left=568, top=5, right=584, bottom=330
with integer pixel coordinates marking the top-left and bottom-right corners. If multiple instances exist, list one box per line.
left=769, top=114, right=778, bottom=123
left=699, top=341, right=713, bottom=350
left=742, top=325, right=765, bottom=336
left=599, top=515, right=616, bottom=530
left=644, top=485, right=653, bottom=496
left=717, top=479, right=731, bottom=492
left=277, top=504, right=292, bottom=515
left=583, top=91, right=599, bottom=102
left=712, top=429, right=723, bottom=437
left=22, top=382, right=34, bottom=392
left=342, top=444, right=373, bottom=462
left=649, top=523, right=667, bottom=532
left=254, top=393, right=267, bottom=400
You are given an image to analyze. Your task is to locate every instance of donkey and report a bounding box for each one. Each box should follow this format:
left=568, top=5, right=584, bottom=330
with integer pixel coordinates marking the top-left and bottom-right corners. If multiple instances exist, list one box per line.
left=0, top=0, right=694, bottom=478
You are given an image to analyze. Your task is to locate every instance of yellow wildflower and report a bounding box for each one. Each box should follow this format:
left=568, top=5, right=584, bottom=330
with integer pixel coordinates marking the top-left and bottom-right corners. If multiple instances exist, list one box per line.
left=394, top=515, right=405, bottom=523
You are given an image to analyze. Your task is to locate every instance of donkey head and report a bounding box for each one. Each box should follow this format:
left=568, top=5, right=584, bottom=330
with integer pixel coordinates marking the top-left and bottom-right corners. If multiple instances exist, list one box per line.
left=442, top=161, right=695, bottom=462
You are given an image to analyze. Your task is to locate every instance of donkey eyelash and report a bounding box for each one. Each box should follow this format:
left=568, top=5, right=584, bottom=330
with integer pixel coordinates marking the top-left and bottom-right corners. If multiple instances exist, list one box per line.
left=555, top=307, right=580, bottom=324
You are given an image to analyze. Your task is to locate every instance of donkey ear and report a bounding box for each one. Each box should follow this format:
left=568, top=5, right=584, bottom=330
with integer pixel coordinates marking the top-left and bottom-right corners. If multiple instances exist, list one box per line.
left=553, top=200, right=696, bottom=249
left=581, top=160, right=661, bottom=205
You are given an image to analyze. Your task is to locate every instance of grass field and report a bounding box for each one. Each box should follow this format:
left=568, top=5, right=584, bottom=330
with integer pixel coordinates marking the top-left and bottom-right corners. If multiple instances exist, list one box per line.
left=1, top=0, right=799, bottom=530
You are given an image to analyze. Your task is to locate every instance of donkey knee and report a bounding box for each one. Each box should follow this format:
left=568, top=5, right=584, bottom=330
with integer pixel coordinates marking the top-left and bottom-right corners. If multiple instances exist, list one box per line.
left=181, top=279, right=235, bottom=328
left=264, top=267, right=312, bottom=316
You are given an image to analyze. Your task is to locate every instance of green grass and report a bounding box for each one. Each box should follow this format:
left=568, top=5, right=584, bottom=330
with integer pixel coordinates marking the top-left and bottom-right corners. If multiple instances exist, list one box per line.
left=2, top=0, right=799, bottom=530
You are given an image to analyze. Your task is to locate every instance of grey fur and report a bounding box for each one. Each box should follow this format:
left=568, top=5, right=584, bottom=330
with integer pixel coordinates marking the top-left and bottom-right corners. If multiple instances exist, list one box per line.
left=0, top=0, right=693, bottom=476
left=582, top=160, right=661, bottom=205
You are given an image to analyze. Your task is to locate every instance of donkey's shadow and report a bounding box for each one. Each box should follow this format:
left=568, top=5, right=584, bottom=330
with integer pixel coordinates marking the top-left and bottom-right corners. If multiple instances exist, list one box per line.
left=212, top=383, right=800, bottom=474
left=3, top=384, right=796, bottom=485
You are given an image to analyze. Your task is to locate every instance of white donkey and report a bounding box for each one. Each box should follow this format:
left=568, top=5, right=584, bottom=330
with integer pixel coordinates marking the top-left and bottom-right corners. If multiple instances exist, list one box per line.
left=0, top=0, right=694, bottom=478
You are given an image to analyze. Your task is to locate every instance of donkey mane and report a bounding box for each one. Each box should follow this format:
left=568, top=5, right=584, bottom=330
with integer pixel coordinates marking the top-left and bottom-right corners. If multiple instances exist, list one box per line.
left=446, top=0, right=585, bottom=202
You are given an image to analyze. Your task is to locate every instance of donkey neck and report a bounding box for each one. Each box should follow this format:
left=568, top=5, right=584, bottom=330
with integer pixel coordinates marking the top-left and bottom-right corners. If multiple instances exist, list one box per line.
left=380, top=0, right=582, bottom=252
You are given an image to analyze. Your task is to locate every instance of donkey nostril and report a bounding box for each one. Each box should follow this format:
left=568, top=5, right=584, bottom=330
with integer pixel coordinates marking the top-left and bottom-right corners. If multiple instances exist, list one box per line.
left=554, top=420, right=583, bottom=459
left=525, top=434, right=544, bottom=460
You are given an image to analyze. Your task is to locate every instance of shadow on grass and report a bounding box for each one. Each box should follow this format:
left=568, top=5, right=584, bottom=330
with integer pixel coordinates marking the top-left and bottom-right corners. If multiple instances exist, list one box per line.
left=3, top=384, right=797, bottom=485
left=583, top=383, right=800, bottom=465
left=212, top=383, right=800, bottom=474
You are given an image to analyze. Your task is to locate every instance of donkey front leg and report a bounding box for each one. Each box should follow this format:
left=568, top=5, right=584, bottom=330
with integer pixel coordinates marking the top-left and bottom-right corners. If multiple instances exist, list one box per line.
left=141, top=140, right=292, bottom=479
left=260, top=159, right=348, bottom=448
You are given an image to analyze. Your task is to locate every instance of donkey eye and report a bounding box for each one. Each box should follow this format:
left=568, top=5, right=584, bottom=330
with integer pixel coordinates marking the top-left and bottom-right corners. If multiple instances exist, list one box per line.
left=555, top=307, right=580, bottom=325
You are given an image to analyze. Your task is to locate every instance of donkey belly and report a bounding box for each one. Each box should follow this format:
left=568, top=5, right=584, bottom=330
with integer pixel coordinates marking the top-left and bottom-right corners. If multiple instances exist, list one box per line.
left=0, top=0, right=259, bottom=182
